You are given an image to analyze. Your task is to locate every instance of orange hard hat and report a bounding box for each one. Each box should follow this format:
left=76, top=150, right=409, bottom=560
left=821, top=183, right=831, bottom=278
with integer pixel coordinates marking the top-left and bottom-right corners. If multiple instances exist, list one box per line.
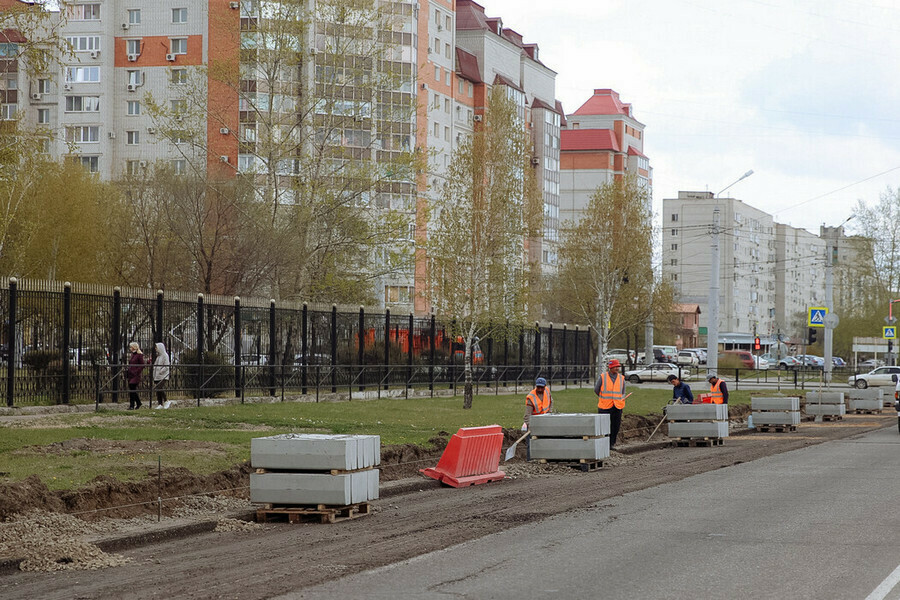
left=607, top=359, right=621, bottom=368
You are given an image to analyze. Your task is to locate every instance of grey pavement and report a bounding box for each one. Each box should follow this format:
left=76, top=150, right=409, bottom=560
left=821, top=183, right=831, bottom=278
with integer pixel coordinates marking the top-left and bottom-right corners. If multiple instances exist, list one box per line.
left=288, top=426, right=900, bottom=600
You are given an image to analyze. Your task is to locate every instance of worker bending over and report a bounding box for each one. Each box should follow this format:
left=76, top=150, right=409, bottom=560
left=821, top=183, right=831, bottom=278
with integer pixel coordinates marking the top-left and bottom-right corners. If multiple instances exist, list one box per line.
left=707, top=373, right=728, bottom=404
left=666, top=374, right=694, bottom=404
left=595, top=359, right=626, bottom=450
left=523, top=377, right=552, bottom=461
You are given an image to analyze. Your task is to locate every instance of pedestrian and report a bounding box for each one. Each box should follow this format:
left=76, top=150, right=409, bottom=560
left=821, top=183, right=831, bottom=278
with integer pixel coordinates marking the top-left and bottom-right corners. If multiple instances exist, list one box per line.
left=666, top=374, right=694, bottom=404
left=595, top=358, right=626, bottom=450
left=522, top=377, right=552, bottom=461
left=126, top=342, right=146, bottom=410
left=707, top=373, right=729, bottom=404
left=152, top=342, right=171, bottom=409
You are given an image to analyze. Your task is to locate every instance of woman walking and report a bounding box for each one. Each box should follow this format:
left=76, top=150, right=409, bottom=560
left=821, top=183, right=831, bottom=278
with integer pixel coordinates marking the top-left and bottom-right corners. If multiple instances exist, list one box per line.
left=152, top=342, right=171, bottom=409
left=126, top=342, right=146, bottom=410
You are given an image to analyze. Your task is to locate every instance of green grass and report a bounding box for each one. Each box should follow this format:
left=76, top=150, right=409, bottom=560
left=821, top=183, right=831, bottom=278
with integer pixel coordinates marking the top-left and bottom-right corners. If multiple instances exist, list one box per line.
left=0, top=386, right=754, bottom=490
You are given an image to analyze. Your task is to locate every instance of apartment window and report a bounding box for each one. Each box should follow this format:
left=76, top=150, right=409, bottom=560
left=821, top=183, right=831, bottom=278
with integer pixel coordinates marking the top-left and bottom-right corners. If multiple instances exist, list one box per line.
left=467, top=82, right=473, bottom=97
left=67, top=3, right=100, bottom=20
left=66, top=125, right=99, bottom=143
left=37, top=78, right=50, bottom=94
left=0, top=104, right=16, bottom=120
left=671, top=213, right=678, bottom=221
left=433, top=122, right=439, bottom=137
left=671, top=273, right=678, bottom=281
left=171, top=130, right=189, bottom=144
left=434, top=66, right=439, bottom=81
left=445, top=44, right=451, bottom=59
left=125, top=160, right=141, bottom=175
left=170, top=99, right=186, bottom=115
left=37, top=108, right=49, bottom=124
left=126, top=39, right=141, bottom=55
left=458, top=80, right=463, bottom=95
left=671, top=243, right=678, bottom=251
left=170, top=38, right=187, bottom=54
left=172, top=8, right=188, bottom=23
left=445, top=71, right=450, bottom=86
left=171, top=69, right=187, bottom=84
left=65, top=96, right=100, bottom=112
left=432, top=92, right=439, bottom=109
left=670, top=259, right=678, bottom=266
left=5, top=77, right=15, bottom=90
left=126, top=100, right=140, bottom=115
left=444, top=98, right=450, bottom=113
left=127, top=70, right=142, bottom=86
left=128, top=9, right=141, bottom=24
left=385, top=286, right=414, bottom=304
left=444, top=126, right=449, bottom=141
left=172, top=159, right=186, bottom=174
left=433, top=38, right=439, bottom=53
left=445, top=15, right=452, bottom=30
left=65, top=66, right=100, bottom=83
left=671, top=228, right=678, bottom=236
left=66, top=36, right=100, bottom=51
left=76, top=156, right=99, bottom=172
left=126, top=130, right=140, bottom=145
left=38, top=138, right=50, bottom=153
left=434, top=9, right=440, bottom=25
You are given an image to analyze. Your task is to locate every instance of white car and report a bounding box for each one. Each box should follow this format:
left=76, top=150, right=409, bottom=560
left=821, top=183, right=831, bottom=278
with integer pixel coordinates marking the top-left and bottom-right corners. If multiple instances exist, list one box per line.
left=848, top=366, right=900, bottom=389
left=604, top=349, right=636, bottom=364
left=753, top=355, right=770, bottom=370
left=675, top=350, right=699, bottom=367
left=624, top=363, right=685, bottom=383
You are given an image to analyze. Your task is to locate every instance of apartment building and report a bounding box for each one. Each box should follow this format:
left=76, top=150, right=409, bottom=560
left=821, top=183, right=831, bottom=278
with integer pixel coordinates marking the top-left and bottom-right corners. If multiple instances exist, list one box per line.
left=559, top=88, right=652, bottom=225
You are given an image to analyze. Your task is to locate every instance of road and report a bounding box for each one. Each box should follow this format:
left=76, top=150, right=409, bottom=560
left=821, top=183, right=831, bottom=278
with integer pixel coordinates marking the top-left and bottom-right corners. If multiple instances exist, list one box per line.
left=295, top=425, right=900, bottom=600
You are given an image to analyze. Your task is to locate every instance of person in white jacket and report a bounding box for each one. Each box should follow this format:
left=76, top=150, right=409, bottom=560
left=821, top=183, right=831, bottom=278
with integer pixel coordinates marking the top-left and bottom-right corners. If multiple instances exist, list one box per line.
left=152, top=342, right=171, bottom=409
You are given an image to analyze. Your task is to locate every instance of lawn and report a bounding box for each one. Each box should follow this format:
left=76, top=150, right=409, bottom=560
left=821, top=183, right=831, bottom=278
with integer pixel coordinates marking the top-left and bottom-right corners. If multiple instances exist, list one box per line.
left=0, top=385, right=753, bottom=490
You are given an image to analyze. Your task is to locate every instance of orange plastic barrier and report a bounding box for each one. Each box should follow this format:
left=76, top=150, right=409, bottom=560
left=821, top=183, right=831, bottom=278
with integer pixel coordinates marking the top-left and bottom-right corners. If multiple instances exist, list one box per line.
left=421, top=425, right=506, bottom=487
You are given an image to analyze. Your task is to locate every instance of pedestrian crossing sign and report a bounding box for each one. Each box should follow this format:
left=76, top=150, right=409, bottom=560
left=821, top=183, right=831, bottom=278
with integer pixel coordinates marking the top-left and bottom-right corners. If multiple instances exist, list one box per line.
left=884, top=326, right=896, bottom=339
left=808, top=307, right=827, bottom=327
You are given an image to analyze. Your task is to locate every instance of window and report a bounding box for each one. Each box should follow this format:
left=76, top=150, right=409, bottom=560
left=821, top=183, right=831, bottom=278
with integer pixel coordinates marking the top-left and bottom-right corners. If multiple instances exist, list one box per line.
left=444, top=98, right=449, bottom=113
left=65, top=96, right=100, bottom=112
left=37, top=108, right=49, bottom=124
left=670, top=259, right=678, bottom=266
left=172, top=8, right=187, bottom=23
left=67, top=4, right=100, bottom=20
left=172, top=159, right=186, bottom=174
left=433, top=38, right=439, bottom=53
left=65, top=66, right=100, bottom=83
left=5, top=77, right=15, bottom=90
left=467, top=82, right=473, bottom=97
left=128, top=9, right=141, bottom=24
left=126, top=70, right=142, bottom=86
left=170, top=99, right=186, bottom=115
left=37, top=78, right=50, bottom=94
left=444, top=126, right=449, bottom=141
left=38, top=138, right=50, bottom=154
left=66, top=126, right=99, bottom=143
left=0, top=104, right=16, bottom=120
left=125, top=160, right=141, bottom=175
left=458, top=79, right=463, bottom=94
left=671, top=213, right=678, bottom=221
left=433, top=122, right=438, bottom=137
left=445, top=44, right=451, bottom=59
left=671, top=243, right=678, bottom=251
left=77, top=156, right=99, bottom=172
left=671, top=273, right=678, bottom=281
left=432, top=92, right=439, bottom=109
left=127, top=100, right=140, bottom=115
left=66, top=36, right=100, bottom=51
left=126, top=39, right=141, bottom=55
left=171, top=69, right=187, bottom=84
left=446, top=15, right=452, bottom=30
left=671, top=228, right=678, bottom=236
left=0, top=43, right=18, bottom=57
left=126, top=130, right=140, bottom=145
left=445, top=71, right=450, bottom=85
left=170, top=38, right=187, bottom=54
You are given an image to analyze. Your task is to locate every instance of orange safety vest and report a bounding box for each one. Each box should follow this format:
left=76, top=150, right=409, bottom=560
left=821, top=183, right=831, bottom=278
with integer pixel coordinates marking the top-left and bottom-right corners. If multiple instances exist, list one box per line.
left=526, top=388, right=552, bottom=415
left=709, top=379, right=724, bottom=404
left=597, top=372, right=625, bottom=410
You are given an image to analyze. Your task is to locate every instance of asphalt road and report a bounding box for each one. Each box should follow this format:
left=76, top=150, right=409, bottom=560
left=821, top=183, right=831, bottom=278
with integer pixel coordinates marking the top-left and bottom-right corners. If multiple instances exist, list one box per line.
left=294, top=426, right=900, bottom=600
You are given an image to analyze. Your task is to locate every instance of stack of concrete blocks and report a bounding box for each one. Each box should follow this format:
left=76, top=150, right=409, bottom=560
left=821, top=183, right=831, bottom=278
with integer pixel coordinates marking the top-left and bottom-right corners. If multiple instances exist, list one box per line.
left=529, top=413, right=610, bottom=462
left=666, top=404, right=729, bottom=439
left=804, top=391, right=846, bottom=419
left=250, top=433, right=380, bottom=506
left=848, top=388, right=883, bottom=413
left=751, top=396, right=801, bottom=429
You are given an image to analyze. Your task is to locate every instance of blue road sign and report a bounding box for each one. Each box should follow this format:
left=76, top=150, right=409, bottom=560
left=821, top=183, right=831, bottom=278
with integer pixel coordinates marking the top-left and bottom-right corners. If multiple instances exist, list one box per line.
left=808, top=307, right=827, bottom=327
left=884, top=326, right=896, bottom=339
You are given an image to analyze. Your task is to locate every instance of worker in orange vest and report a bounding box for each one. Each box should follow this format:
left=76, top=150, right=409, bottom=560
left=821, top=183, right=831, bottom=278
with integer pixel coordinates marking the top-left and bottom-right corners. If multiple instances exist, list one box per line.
left=522, top=377, right=552, bottom=461
left=707, top=373, right=728, bottom=404
left=595, top=358, right=626, bottom=449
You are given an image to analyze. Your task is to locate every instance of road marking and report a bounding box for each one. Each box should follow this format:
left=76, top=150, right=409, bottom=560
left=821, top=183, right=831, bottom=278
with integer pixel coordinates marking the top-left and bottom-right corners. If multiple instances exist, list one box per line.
left=865, top=564, right=900, bottom=600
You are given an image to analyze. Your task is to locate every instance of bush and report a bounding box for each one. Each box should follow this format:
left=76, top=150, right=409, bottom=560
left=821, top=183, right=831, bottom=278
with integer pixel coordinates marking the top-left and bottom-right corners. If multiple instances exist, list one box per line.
left=22, top=350, right=61, bottom=371
left=180, top=349, right=234, bottom=398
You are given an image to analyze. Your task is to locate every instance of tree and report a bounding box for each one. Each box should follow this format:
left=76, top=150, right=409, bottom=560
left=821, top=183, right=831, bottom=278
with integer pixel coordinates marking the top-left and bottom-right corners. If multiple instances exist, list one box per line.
left=426, top=87, right=542, bottom=409
left=554, top=176, right=665, bottom=373
left=144, top=0, right=420, bottom=304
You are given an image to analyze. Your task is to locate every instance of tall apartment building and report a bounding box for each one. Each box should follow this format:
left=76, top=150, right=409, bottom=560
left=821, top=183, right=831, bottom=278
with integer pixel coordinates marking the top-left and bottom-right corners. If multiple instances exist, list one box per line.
left=559, top=88, right=651, bottom=225
left=774, top=223, right=825, bottom=336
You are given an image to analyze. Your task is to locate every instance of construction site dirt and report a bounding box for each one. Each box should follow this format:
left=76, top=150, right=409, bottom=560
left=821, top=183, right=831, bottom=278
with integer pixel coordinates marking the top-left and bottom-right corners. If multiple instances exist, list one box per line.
left=0, top=412, right=891, bottom=600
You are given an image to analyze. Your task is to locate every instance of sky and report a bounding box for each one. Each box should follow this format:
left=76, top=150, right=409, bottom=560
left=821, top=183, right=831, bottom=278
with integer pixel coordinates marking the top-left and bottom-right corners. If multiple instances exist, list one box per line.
left=478, top=0, right=900, bottom=236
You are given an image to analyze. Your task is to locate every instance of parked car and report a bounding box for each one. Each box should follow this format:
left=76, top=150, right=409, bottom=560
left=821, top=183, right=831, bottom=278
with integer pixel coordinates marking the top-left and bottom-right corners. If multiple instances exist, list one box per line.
left=684, top=348, right=708, bottom=364
left=753, top=355, right=770, bottom=370
left=624, top=362, right=683, bottom=383
left=760, top=353, right=799, bottom=370
left=653, top=345, right=678, bottom=363
left=797, top=354, right=825, bottom=369
left=719, top=350, right=755, bottom=369
left=604, top=348, right=636, bottom=365
left=675, top=350, right=699, bottom=367
left=859, top=358, right=885, bottom=369
left=848, top=366, right=900, bottom=389
left=832, top=356, right=846, bottom=367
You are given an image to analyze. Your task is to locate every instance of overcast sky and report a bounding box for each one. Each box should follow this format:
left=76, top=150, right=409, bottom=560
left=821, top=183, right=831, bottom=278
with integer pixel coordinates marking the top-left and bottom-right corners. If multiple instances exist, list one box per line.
left=479, top=0, right=900, bottom=236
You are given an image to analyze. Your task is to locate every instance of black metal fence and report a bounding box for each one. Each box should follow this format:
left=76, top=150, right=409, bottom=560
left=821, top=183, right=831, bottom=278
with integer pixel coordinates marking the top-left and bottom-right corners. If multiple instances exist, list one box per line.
left=1, top=278, right=595, bottom=406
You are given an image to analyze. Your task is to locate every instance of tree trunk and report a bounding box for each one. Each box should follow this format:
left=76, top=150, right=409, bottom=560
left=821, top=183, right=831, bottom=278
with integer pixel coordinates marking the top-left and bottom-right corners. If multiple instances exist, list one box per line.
left=463, top=347, right=473, bottom=409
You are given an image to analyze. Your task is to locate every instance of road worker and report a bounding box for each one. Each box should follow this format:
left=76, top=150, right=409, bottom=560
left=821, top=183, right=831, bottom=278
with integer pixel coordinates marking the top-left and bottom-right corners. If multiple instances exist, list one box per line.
left=522, top=377, right=552, bottom=461
left=707, top=373, right=729, bottom=404
left=666, top=374, right=694, bottom=404
left=595, top=359, right=626, bottom=450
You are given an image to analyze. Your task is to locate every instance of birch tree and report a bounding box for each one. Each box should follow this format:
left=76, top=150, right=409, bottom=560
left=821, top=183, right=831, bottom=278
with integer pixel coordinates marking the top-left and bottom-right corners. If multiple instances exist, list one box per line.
left=426, top=87, right=542, bottom=409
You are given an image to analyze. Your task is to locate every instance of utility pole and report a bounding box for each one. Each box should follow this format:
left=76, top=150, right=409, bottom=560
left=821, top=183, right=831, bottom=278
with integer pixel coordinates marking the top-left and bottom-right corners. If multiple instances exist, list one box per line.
left=824, top=242, right=834, bottom=384
left=706, top=207, right=721, bottom=375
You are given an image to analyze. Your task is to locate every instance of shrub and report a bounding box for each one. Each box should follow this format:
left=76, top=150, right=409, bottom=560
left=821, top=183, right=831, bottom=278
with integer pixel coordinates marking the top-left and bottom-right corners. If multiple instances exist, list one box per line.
left=180, top=349, right=234, bottom=398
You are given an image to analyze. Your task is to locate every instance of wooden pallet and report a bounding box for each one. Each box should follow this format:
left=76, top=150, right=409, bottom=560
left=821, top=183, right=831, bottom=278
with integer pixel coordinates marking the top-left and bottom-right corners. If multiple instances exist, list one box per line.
left=820, top=415, right=843, bottom=421
left=756, top=425, right=797, bottom=433
left=256, top=502, right=371, bottom=524
left=853, top=409, right=881, bottom=415
left=674, top=437, right=724, bottom=447
left=536, top=458, right=604, bottom=472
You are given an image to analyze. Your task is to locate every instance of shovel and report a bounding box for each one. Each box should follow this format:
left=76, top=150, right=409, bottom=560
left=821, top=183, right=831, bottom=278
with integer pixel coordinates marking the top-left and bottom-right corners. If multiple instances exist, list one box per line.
left=647, top=399, right=676, bottom=442
left=504, top=430, right=531, bottom=461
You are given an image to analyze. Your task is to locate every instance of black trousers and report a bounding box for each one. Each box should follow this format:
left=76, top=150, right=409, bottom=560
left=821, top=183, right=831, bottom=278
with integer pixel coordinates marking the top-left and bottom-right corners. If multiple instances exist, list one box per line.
left=128, top=382, right=141, bottom=408
left=154, top=379, right=167, bottom=405
left=598, top=406, right=623, bottom=449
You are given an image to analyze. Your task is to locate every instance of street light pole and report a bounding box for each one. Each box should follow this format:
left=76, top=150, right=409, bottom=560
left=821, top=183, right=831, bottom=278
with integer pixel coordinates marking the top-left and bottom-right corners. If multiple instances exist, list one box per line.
left=716, top=169, right=754, bottom=198
left=824, top=215, right=853, bottom=383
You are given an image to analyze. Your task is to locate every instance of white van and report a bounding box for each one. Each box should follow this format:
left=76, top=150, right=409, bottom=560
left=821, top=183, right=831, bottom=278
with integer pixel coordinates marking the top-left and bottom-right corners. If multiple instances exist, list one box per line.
left=653, top=345, right=678, bottom=363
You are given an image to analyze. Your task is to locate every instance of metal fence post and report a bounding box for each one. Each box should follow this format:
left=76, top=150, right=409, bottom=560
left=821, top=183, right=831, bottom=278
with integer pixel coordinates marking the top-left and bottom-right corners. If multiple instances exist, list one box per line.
left=383, top=308, right=390, bottom=391
left=112, top=287, right=121, bottom=404
left=156, top=290, right=164, bottom=344
left=197, top=293, right=204, bottom=404
left=6, top=278, right=15, bottom=407
left=429, top=314, right=435, bottom=395
left=62, top=282, right=71, bottom=405
left=562, top=324, right=568, bottom=388
left=504, top=319, right=509, bottom=388
left=234, top=296, right=241, bottom=398
left=547, top=322, right=553, bottom=383
left=301, top=303, right=308, bottom=395
left=268, top=299, right=276, bottom=396
left=533, top=322, right=541, bottom=384
left=407, top=313, right=413, bottom=393
left=331, top=304, right=337, bottom=393
left=358, top=306, right=365, bottom=392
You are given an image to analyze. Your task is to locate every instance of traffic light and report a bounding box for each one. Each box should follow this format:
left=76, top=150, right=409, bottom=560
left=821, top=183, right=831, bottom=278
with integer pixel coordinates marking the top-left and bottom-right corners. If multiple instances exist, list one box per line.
left=754, top=337, right=761, bottom=351
left=807, top=328, right=818, bottom=345
left=890, top=340, right=894, bottom=353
